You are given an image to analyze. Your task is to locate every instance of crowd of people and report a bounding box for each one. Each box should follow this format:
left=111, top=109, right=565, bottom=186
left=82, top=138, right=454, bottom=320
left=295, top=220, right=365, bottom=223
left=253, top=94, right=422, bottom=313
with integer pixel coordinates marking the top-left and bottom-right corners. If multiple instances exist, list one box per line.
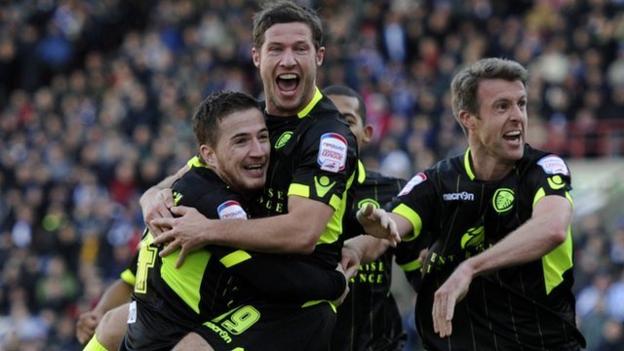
left=0, top=0, right=623, bottom=350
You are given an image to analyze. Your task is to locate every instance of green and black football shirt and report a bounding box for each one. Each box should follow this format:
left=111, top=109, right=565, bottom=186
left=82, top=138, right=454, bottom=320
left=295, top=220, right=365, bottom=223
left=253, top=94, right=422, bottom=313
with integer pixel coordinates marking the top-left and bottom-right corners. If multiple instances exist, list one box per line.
left=331, top=161, right=422, bottom=351
left=260, top=87, right=359, bottom=270
left=390, top=144, right=585, bottom=351
left=127, top=161, right=346, bottom=349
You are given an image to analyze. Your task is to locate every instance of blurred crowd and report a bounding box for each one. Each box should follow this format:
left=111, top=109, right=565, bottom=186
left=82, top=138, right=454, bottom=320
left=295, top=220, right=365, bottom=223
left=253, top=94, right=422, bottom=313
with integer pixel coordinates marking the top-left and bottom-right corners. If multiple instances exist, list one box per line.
left=0, top=0, right=623, bottom=350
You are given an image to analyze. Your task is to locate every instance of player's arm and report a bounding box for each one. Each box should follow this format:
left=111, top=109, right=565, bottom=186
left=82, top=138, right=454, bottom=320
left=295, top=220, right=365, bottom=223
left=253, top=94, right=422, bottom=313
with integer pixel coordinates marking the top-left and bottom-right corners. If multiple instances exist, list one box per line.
left=140, top=163, right=189, bottom=235
left=432, top=195, right=571, bottom=337
left=76, top=279, right=133, bottom=344
left=154, top=195, right=334, bottom=258
left=342, top=174, right=433, bottom=271
left=214, top=246, right=348, bottom=302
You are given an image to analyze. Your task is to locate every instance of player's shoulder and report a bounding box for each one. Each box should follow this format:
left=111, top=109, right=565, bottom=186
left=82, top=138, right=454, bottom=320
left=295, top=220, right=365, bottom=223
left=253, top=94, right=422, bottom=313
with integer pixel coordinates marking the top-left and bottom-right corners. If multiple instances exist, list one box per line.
left=173, top=164, right=234, bottom=209
left=521, top=144, right=571, bottom=178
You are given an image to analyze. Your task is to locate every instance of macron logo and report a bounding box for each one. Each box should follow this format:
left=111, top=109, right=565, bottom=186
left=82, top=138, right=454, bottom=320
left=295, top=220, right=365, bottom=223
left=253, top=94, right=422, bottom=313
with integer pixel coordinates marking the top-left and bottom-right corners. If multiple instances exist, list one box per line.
left=443, top=192, right=475, bottom=201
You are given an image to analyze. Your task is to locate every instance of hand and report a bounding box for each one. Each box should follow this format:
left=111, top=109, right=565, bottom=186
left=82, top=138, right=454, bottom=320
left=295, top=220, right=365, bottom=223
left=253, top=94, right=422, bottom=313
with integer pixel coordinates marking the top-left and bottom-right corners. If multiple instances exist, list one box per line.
left=432, top=261, right=474, bottom=338
left=340, top=243, right=362, bottom=279
left=332, top=264, right=352, bottom=306
left=76, top=310, right=102, bottom=344
left=151, top=206, right=212, bottom=268
left=356, top=204, right=400, bottom=246
left=140, top=188, right=174, bottom=237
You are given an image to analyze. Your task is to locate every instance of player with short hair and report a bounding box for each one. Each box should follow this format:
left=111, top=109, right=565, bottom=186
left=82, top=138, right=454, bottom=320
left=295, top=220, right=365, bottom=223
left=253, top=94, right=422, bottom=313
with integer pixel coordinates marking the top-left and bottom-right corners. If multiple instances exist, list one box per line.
left=323, top=85, right=428, bottom=351
left=356, top=58, right=586, bottom=350
left=114, top=90, right=348, bottom=351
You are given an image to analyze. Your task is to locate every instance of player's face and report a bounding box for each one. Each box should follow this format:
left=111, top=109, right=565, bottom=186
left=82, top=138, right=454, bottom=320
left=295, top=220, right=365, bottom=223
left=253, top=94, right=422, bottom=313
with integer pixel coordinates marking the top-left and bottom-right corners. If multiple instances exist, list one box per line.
left=328, top=94, right=371, bottom=150
left=252, top=22, right=324, bottom=116
left=471, top=79, right=527, bottom=162
left=212, top=108, right=270, bottom=192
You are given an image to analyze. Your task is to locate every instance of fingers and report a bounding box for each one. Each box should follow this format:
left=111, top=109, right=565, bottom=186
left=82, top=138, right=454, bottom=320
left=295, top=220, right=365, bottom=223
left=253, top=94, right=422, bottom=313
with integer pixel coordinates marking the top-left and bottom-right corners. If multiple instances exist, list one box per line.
left=175, top=247, right=188, bottom=269
left=340, top=254, right=353, bottom=272
left=151, top=220, right=175, bottom=244
left=433, top=289, right=454, bottom=338
left=158, top=236, right=179, bottom=257
left=76, top=325, right=94, bottom=344
left=344, top=262, right=359, bottom=279
left=388, top=217, right=399, bottom=242
left=76, top=314, right=97, bottom=343
left=159, top=188, right=174, bottom=208
left=169, top=205, right=189, bottom=216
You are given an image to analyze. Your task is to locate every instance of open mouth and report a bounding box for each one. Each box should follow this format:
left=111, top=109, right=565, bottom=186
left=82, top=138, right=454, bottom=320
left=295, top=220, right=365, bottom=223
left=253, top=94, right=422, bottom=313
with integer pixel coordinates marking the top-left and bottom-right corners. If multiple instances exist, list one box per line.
left=276, top=73, right=300, bottom=93
left=503, top=130, right=522, bottom=144
left=243, top=163, right=266, bottom=177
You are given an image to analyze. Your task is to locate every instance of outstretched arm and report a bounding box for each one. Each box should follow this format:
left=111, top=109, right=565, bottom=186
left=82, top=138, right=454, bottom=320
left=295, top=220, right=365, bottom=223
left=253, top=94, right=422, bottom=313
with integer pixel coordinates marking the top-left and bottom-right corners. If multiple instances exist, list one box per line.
left=340, top=210, right=414, bottom=275
left=356, top=204, right=401, bottom=245
left=432, top=195, right=572, bottom=338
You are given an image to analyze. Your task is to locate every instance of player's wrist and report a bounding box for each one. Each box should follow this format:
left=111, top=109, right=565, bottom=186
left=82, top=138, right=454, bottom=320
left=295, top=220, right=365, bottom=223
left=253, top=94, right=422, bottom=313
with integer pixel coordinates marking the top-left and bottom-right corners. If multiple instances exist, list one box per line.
left=460, top=258, right=478, bottom=279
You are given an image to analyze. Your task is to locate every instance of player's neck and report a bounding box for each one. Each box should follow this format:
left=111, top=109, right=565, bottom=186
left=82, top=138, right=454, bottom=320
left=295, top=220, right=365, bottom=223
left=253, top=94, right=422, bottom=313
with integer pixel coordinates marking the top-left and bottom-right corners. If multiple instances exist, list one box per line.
left=469, top=145, right=514, bottom=181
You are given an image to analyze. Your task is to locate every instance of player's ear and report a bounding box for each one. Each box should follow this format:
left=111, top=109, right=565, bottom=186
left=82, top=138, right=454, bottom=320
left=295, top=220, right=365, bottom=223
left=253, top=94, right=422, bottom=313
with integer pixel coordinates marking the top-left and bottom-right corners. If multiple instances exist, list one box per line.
left=252, top=47, right=260, bottom=68
left=315, top=46, right=325, bottom=66
left=362, top=124, right=373, bottom=144
left=458, top=110, right=475, bottom=132
left=199, top=144, right=217, bottom=169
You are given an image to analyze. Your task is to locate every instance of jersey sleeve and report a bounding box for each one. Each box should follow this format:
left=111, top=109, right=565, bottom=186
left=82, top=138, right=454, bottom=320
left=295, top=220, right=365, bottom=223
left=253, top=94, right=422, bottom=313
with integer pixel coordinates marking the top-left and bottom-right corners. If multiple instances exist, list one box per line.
left=288, top=117, right=358, bottom=211
left=211, top=247, right=346, bottom=302
left=527, top=154, right=573, bottom=206
left=389, top=171, right=436, bottom=242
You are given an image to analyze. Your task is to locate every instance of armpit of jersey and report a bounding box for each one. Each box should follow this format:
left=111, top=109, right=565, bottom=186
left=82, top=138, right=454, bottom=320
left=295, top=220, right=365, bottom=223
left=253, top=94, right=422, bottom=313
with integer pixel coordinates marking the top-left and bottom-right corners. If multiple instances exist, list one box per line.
left=537, top=155, right=569, bottom=176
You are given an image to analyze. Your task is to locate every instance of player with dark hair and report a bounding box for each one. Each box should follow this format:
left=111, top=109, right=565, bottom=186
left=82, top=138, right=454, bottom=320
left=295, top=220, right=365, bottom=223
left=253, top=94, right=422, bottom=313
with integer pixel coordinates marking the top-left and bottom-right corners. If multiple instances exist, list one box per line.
left=137, top=2, right=398, bottom=349
left=323, top=85, right=426, bottom=351
left=100, top=91, right=347, bottom=351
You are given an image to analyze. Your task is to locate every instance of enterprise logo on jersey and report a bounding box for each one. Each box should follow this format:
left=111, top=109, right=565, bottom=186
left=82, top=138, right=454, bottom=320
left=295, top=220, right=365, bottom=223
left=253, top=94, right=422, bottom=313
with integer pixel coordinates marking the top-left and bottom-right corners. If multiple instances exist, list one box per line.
left=443, top=191, right=475, bottom=201
left=318, top=133, right=347, bottom=173
left=217, top=200, right=248, bottom=220
left=399, top=172, right=427, bottom=196
left=537, top=155, right=569, bottom=176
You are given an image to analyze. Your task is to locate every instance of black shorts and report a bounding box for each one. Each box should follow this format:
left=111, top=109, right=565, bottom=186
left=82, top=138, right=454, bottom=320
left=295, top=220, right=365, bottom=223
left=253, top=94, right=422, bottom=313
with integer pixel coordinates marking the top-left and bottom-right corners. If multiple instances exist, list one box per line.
left=196, top=301, right=337, bottom=351
left=120, top=300, right=192, bottom=351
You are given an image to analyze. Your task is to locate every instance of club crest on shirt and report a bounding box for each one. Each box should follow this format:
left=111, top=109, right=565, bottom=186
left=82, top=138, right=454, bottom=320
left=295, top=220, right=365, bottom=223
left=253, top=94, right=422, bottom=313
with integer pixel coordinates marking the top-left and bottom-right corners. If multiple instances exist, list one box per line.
left=537, top=155, right=569, bottom=176
left=217, top=200, right=248, bottom=220
left=399, top=172, right=427, bottom=196
left=492, top=188, right=515, bottom=213
left=318, top=133, right=347, bottom=173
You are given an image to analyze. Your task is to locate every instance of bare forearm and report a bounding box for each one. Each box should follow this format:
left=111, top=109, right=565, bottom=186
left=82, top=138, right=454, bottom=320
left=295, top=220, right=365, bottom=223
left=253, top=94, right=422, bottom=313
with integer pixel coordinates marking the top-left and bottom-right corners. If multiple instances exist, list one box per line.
left=208, top=215, right=317, bottom=254
left=92, top=280, right=133, bottom=315
left=206, top=196, right=333, bottom=254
